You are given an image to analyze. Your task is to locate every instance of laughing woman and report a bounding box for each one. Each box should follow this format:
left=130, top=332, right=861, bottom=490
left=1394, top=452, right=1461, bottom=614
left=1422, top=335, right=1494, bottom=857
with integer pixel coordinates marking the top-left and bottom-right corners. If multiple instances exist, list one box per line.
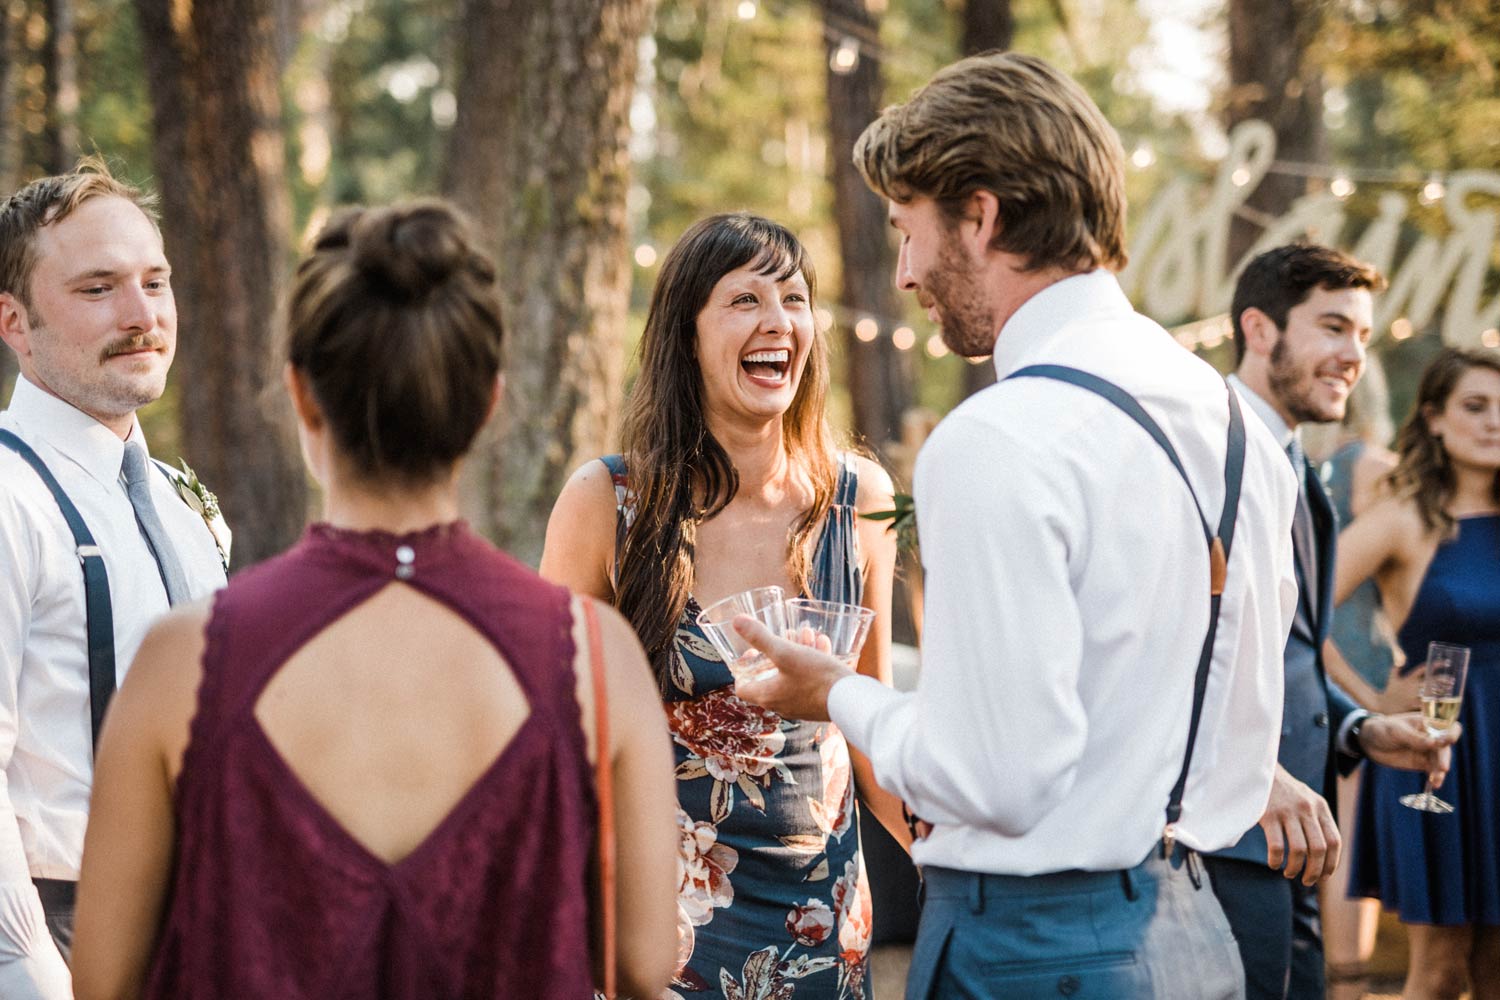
left=542, top=213, right=906, bottom=999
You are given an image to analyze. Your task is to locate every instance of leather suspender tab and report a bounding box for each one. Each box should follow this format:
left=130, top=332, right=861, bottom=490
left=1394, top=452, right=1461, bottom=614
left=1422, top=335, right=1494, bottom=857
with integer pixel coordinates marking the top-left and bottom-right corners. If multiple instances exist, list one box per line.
left=1209, top=537, right=1227, bottom=596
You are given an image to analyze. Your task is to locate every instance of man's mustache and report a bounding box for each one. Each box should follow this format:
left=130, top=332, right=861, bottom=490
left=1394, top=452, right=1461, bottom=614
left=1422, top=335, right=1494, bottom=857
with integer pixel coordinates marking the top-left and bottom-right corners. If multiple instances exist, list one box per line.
left=99, top=334, right=168, bottom=361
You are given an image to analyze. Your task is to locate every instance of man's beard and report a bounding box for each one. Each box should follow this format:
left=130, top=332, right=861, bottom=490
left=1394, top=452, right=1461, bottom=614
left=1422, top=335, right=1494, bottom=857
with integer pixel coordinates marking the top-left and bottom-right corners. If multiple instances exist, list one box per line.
left=926, top=237, right=997, bottom=358
left=1267, top=334, right=1342, bottom=425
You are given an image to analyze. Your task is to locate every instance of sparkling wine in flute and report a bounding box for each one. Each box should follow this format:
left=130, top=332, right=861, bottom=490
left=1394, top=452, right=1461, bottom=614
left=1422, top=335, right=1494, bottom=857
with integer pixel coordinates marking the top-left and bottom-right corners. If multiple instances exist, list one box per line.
left=1401, top=641, right=1470, bottom=814
left=1421, top=695, right=1462, bottom=734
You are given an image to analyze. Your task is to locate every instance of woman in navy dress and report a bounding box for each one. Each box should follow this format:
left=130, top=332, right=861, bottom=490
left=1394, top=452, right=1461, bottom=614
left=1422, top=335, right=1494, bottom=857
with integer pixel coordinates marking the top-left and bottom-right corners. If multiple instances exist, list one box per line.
left=543, top=214, right=907, bottom=999
left=1334, top=347, right=1500, bottom=999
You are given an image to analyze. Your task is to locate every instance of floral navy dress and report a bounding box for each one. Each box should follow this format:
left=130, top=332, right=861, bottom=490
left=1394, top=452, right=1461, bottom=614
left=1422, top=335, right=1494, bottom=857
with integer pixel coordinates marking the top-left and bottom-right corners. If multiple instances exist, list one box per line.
left=600, top=455, right=873, bottom=1000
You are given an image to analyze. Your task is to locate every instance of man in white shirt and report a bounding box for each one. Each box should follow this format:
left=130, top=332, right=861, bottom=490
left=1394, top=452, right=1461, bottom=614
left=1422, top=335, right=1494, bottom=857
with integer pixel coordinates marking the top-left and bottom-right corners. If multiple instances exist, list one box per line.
left=733, top=54, right=1454, bottom=998
left=0, top=160, right=228, bottom=998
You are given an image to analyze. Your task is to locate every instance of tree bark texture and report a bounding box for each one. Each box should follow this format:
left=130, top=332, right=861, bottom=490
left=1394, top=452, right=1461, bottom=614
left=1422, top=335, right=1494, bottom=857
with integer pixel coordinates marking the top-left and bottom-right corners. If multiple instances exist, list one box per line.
left=444, top=0, right=653, bottom=566
left=957, top=0, right=1013, bottom=399
left=133, top=0, right=307, bottom=568
left=0, top=4, right=14, bottom=395
left=41, top=0, right=77, bottom=171
left=962, top=0, right=1014, bottom=56
left=820, top=0, right=911, bottom=453
left=1226, top=0, right=1326, bottom=265
left=0, top=0, right=17, bottom=193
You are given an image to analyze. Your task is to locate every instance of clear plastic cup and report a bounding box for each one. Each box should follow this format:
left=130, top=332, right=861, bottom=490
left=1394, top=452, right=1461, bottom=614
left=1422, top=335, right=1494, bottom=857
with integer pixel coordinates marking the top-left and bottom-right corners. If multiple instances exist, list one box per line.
left=784, top=598, right=875, bottom=666
left=696, top=586, right=787, bottom=685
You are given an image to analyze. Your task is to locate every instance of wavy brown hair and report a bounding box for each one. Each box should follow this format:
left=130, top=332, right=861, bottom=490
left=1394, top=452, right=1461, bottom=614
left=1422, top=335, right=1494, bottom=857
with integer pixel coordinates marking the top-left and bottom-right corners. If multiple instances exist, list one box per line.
left=616, top=214, right=837, bottom=671
left=1385, top=347, right=1500, bottom=536
left=854, top=52, right=1127, bottom=274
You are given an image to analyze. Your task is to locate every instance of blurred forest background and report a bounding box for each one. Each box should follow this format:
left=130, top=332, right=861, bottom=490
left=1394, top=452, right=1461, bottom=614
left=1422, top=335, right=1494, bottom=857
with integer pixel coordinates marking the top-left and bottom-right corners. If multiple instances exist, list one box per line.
left=1, top=0, right=1498, bottom=568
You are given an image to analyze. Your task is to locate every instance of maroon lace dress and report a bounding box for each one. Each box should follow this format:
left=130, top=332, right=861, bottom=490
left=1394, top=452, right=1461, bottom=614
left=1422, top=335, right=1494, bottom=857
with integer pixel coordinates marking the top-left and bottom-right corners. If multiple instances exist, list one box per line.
left=142, top=523, right=598, bottom=999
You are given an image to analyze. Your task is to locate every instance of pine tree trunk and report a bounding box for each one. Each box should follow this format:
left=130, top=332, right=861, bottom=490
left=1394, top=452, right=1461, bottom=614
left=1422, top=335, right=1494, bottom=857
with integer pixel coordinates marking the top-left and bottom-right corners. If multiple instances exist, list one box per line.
left=41, top=0, right=77, bottom=171
left=444, top=0, right=654, bottom=566
left=133, top=0, right=307, bottom=568
left=0, top=2, right=15, bottom=397
left=957, top=0, right=1013, bottom=399
left=820, top=0, right=911, bottom=453
left=0, top=0, right=17, bottom=192
left=1226, top=0, right=1326, bottom=265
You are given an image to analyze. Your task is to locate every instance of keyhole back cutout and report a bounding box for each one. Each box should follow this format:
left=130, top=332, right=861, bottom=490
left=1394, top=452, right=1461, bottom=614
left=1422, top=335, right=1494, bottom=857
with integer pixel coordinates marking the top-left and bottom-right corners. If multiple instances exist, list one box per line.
left=253, top=582, right=531, bottom=865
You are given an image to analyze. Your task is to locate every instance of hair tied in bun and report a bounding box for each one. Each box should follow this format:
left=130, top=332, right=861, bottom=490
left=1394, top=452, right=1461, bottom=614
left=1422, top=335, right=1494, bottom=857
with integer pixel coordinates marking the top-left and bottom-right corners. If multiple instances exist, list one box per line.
left=351, top=200, right=473, bottom=299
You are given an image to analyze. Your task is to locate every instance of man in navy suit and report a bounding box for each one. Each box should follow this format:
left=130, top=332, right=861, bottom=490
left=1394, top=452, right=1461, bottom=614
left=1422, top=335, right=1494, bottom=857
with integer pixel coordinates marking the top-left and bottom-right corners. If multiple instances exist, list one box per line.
left=1207, top=244, right=1452, bottom=999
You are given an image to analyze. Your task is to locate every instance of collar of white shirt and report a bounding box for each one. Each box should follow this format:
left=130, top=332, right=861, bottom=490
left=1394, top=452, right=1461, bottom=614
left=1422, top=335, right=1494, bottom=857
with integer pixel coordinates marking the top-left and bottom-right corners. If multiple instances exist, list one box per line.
left=989, top=269, right=1137, bottom=381
left=1226, top=373, right=1298, bottom=451
left=6, top=374, right=149, bottom=487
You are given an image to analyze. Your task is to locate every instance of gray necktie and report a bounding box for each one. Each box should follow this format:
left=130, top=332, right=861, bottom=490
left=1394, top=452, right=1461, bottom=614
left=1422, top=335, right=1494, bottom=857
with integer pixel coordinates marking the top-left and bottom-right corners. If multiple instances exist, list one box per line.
left=121, top=443, right=191, bottom=605
left=1286, top=437, right=1319, bottom=610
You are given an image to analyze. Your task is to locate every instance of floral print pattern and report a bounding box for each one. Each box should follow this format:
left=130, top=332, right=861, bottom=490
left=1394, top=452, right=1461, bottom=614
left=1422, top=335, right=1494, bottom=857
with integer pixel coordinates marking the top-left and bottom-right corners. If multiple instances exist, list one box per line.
left=670, top=690, right=795, bottom=823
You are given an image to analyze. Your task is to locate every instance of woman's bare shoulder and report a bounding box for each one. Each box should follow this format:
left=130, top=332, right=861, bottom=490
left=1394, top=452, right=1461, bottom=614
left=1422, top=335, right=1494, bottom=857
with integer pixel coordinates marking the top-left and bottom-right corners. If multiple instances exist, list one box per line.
left=1355, top=492, right=1429, bottom=548
left=849, top=453, right=895, bottom=513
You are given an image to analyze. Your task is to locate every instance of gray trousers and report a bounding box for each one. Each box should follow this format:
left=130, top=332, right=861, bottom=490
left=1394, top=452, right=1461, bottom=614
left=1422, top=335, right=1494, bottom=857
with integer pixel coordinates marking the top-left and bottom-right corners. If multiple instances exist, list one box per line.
left=33, top=879, right=75, bottom=965
left=906, top=848, right=1246, bottom=1000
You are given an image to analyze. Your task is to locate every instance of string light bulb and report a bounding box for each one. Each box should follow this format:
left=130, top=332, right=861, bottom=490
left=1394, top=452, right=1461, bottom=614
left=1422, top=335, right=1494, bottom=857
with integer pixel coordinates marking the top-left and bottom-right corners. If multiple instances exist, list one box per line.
left=1130, top=144, right=1155, bottom=169
left=1330, top=174, right=1355, bottom=199
left=1231, top=167, right=1251, bottom=188
left=736, top=0, right=757, bottom=20
left=1390, top=317, right=1414, bottom=340
left=1482, top=328, right=1499, bottom=349
left=891, top=327, right=916, bottom=352
left=1419, top=175, right=1446, bottom=206
left=924, top=333, right=949, bottom=358
left=830, top=37, right=860, bottom=75
left=854, top=317, right=879, bottom=342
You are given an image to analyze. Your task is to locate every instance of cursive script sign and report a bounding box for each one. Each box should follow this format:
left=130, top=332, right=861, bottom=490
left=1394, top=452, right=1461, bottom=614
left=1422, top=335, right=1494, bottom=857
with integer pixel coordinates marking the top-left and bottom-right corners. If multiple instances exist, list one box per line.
left=1120, top=120, right=1500, bottom=347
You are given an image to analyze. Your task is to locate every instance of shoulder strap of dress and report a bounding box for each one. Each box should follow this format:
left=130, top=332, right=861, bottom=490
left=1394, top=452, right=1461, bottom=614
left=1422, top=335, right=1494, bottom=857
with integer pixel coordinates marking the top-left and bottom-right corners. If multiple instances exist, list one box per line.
left=582, top=598, right=617, bottom=999
left=834, top=453, right=859, bottom=507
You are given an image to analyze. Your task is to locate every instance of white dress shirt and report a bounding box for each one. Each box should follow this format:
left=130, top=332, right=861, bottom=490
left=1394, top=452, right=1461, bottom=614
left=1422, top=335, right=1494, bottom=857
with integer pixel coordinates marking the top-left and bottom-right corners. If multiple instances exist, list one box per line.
left=0, top=375, right=226, bottom=988
left=828, top=270, right=1298, bottom=876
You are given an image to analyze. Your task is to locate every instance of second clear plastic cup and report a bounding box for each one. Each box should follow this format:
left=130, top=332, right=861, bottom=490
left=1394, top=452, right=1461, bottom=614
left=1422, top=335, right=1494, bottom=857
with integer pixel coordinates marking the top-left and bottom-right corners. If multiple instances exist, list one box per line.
left=784, top=598, right=875, bottom=666
left=696, top=586, right=787, bottom=685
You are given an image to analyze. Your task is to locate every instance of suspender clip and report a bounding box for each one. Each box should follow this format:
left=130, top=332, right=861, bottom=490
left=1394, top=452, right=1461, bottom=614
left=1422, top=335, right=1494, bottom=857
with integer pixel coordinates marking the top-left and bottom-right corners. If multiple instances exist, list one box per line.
left=1160, top=823, right=1177, bottom=860
left=76, top=544, right=101, bottom=562
left=1209, top=537, right=1227, bottom=596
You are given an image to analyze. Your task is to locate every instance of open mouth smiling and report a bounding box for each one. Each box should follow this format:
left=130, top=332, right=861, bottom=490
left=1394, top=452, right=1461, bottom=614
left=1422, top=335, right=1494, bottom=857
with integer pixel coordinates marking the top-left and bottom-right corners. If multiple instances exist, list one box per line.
left=741, top=348, right=791, bottom=385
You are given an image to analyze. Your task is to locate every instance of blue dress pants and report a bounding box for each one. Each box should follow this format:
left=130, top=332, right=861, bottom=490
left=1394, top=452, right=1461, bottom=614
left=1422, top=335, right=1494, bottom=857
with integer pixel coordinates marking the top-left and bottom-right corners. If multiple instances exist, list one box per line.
left=906, top=848, right=1245, bottom=999
left=1203, top=855, right=1324, bottom=1000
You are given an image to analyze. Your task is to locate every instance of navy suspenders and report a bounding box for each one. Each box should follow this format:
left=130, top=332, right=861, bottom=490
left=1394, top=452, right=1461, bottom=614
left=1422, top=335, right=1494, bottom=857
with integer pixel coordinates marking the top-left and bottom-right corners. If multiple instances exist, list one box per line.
left=1005, top=365, right=1247, bottom=853
left=0, top=429, right=118, bottom=755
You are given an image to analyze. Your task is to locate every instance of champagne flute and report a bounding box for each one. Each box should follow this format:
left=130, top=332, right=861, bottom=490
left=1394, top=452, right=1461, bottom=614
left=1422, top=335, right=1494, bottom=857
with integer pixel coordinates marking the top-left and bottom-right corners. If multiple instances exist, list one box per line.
left=1399, top=641, right=1470, bottom=813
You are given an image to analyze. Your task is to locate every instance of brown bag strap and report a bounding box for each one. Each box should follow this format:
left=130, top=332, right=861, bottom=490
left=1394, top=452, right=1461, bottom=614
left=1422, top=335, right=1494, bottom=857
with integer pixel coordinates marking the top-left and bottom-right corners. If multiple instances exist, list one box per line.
left=583, top=598, right=617, bottom=998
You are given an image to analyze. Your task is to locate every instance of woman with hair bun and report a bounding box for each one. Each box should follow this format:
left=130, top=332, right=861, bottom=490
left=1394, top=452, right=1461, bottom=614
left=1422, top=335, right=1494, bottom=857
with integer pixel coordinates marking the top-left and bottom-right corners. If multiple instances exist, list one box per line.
left=70, top=201, right=679, bottom=1000
left=542, top=213, right=905, bottom=999
left=1334, top=347, right=1500, bottom=999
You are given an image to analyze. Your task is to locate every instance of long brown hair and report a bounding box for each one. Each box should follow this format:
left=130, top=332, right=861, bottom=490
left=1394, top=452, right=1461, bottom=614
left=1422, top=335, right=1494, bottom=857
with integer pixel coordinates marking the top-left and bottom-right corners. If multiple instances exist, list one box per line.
left=1385, top=346, right=1500, bottom=535
left=616, top=214, right=837, bottom=671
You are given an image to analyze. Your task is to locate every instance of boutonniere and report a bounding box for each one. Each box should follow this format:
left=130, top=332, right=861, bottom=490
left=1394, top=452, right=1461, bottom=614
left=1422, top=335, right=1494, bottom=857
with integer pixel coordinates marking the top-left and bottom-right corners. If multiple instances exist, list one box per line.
left=861, top=492, right=918, bottom=552
left=174, top=460, right=232, bottom=571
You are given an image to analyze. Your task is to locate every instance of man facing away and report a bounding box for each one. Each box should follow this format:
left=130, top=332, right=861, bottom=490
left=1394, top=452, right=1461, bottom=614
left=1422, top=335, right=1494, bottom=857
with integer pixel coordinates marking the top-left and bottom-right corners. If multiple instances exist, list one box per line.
left=0, top=160, right=228, bottom=998
left=1207, top=244, right=1447, bottom=1000
left=732, top=53, right=1454, bottom=999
